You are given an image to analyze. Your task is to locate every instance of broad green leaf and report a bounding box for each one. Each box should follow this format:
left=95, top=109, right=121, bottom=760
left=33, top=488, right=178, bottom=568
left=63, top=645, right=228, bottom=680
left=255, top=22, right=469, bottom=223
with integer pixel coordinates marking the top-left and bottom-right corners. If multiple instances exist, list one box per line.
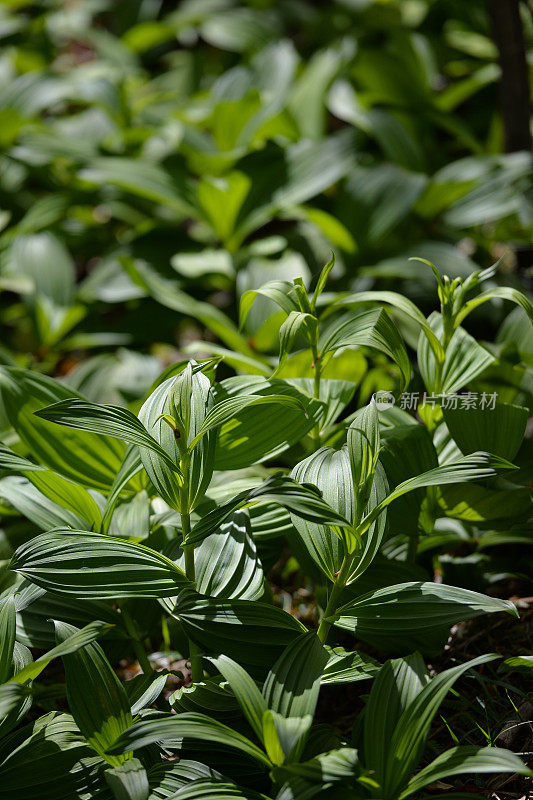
left=11, top=530, right=191, bottom=599
left=443, top=402, right=528, bottom=461
left=417, top=313, right=495, bottom=394
left=320, top=309, right=411, bottom=390
left=0, top=712, right=101, bottom=800
left=276, top=312, right=318, bottom=368
left=55, top=621, right=133, bottom=766
left=332, top=291, right=445, bottom=362
left=0, top=476, right=85, bottom=530
left=0, top=368, right=124, bottom=492
left=148, top=780, right=271, bottom=799
left=192, top=509, right=264, bottom=600
left=189, top=392, right=305, bottom=450
left=214, top=377, right=323, bottom=470
left=0, top=447, right=102, bottom=529
left=321, top=647, right=380, bottom=685
left=239, top=281, right=299, bottom=329
left=34, top=399, right=179, bottom=473
left=263, top=632, right=328, bottom=720
left=107, top=712, right=271, bottom=766
left=272, top=747, right=360, bottom=786
left=187, top=475, right=351, bottom=548
left=138, top=365, right=215, bottom=511
left=436, top=482, right=531, bottom=523
left=359, top=452, right=515, bottom=535
left=331, top=583, right=516, bottom=653
left=290, top=447, right=353, bottom=580
left=402, top=745, right=531, bottom=798
left=168, top=591, right=306, bottom=673
left=105, top=758, right=149, bottom=800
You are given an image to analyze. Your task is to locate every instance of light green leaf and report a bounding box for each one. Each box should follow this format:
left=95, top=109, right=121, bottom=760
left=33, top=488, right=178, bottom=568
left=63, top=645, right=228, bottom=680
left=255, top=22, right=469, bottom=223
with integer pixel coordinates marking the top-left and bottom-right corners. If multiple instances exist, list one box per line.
left=34, top=399, right=180, bottom=473
left=321, top=309, right=411, bottom=390
left=0, top=368, right=124, bottom=492
left=332, top=291, right=445, bottom=362
left=443, top=402, right=528, bottom=461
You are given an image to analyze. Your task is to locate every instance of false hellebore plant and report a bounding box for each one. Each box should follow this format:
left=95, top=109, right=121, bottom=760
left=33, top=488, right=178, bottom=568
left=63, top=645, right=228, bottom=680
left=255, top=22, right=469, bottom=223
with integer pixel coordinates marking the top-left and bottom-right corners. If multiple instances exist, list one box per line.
left=0, top=258, right=531, bottom=799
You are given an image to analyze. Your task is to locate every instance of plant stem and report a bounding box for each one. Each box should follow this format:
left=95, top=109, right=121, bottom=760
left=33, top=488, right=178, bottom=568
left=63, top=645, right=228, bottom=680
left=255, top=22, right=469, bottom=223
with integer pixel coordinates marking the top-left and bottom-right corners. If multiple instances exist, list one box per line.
left=316, top=554, right=353, bottom=644
left=178, top=454, right=203, bottom=683
left=311, top=344, right=322, bottom=449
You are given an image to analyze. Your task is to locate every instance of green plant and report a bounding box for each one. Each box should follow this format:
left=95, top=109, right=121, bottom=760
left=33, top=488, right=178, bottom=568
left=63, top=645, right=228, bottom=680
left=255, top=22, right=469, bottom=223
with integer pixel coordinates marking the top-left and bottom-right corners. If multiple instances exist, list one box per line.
left=0, top=253, right=531, bottom=797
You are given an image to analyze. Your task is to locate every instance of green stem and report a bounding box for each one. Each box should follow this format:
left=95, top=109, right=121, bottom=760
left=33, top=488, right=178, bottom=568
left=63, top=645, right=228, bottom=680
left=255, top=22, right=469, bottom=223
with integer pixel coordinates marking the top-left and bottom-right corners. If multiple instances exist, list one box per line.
left=178, top=454, right=203, bottom=684
left=120, top=604, right=152, bottom=674
left=311, top=345, right=322, bottom=449
left=316, top=554, right=354, bottom=644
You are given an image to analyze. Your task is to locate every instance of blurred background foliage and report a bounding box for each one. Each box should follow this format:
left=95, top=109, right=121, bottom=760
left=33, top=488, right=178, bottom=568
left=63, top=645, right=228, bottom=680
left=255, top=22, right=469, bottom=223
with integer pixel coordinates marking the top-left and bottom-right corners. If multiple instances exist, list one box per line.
left=0, top=0, right=532, bottom=393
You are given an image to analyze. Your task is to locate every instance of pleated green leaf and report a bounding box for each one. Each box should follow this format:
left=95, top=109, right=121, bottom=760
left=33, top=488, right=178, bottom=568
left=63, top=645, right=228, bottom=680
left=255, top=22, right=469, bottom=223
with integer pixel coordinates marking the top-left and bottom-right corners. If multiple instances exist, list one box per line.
left=320, top=308, right=411, bottom=389
left=359, top=452, right=515, bottom=536
left=0, top=712, right=104, bottom=800
left=107, top=712, right=271, bottom=766
left=402, top=745, right=531, bottom=798
left=35, top=398, right=179, bottom=473
left=0, top=368, right=124, bottom=492
left=239, top=281, right=299, bottom=329
left=189, top=393, right=305, bottom=450
left=0, top=595, right=16, bottom=684
left=187, top=475, right=351, bottom=548
left=213, top=377, right=323, bottom=470
left=321, top=647, right=380, bottom=685
left=443, top=401, right=528, bottom=461
left=363, top=653, right=429, bottom=784
left=152, top=780, right=272, bottom=799
left=290, top=446, right=354, bottom=580
left=105, top=758, right=149, bottom=800
left=0, top=476, right=84, bottom=530
left=138, top=365, right=214, bottom=511
left=331, top=582, right=517, bottom=653
left=192, top=509, right=264, bottom=600
left=263, top=632, right=328, bottom=720
left=167, top=591, right=306, bottom=672
left=11, top=530, right=191, bottom=599
left=209, top=655, right=268, bottom=742
left=333, top=290, right=445, bottom=362
left=55, top=621, right=133, bottom=766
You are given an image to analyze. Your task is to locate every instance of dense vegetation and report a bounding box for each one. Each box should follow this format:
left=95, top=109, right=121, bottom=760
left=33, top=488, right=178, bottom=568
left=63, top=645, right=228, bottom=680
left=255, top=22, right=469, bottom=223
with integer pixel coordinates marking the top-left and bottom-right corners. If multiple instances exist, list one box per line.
left=1, top=2, right=533, bottom=799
